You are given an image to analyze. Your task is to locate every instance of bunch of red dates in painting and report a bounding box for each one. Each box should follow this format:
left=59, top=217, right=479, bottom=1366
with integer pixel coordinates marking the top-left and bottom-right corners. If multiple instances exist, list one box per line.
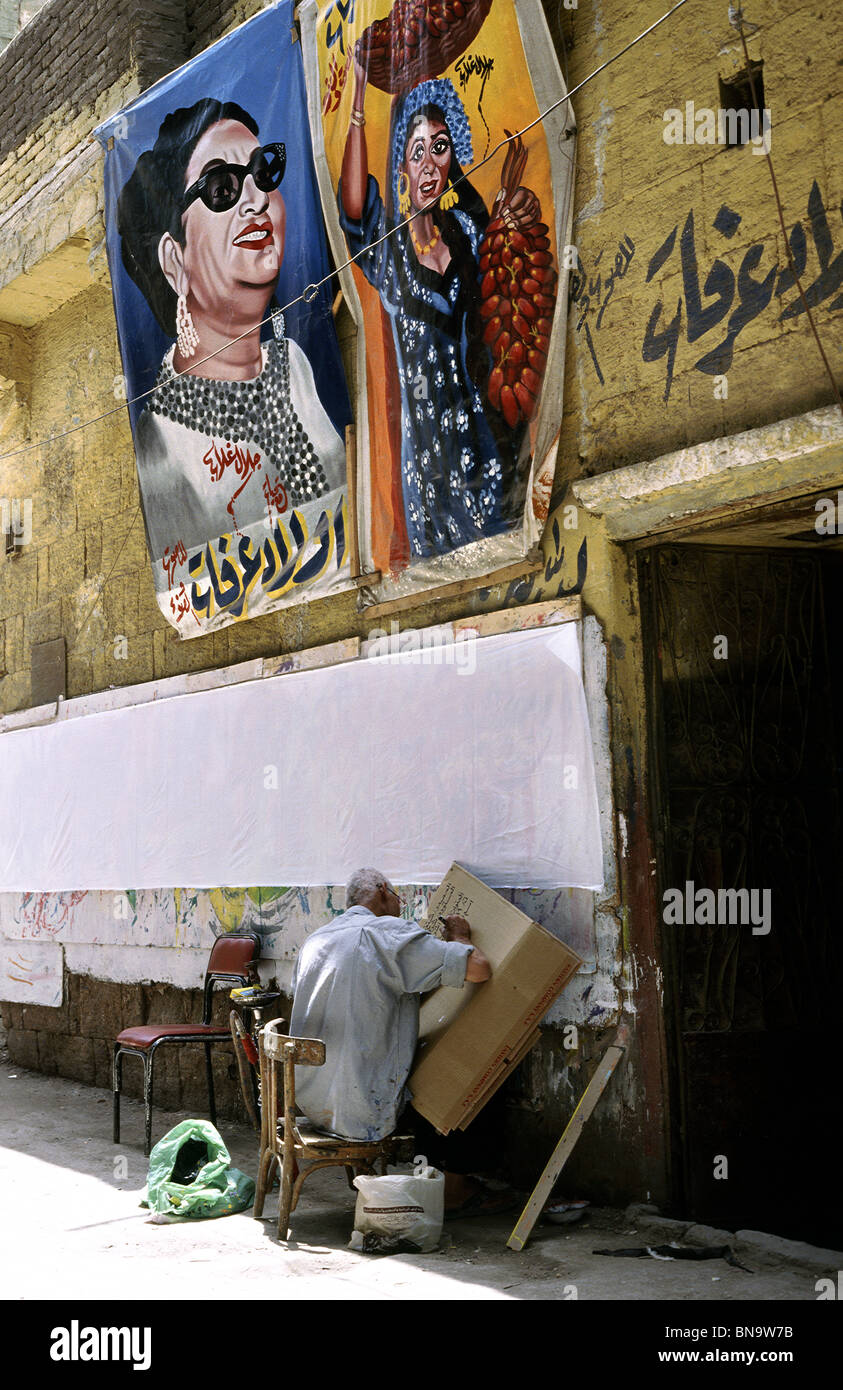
left=479, top=135, right=558, bottom=427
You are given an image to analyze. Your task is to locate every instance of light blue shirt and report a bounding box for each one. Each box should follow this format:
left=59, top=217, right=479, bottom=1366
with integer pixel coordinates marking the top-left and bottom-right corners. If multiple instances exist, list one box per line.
left=289, top=905, right=472, bottom=1140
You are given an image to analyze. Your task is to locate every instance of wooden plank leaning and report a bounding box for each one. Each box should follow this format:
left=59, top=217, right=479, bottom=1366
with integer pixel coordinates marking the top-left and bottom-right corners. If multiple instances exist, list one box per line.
left=506, top=1045, right=625, bottom=1252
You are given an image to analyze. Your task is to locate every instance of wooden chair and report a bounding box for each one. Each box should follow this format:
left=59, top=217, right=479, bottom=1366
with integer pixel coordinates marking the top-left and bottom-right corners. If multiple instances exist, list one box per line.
left=113, top=930, right=261, bottom=1155
left=253, top=1019, right=412, bottom=1240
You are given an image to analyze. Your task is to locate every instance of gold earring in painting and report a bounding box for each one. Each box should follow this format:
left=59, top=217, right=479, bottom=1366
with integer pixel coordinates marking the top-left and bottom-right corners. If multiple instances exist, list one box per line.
left=176, top=293, right=199, bottom=359
left=440, top=181, right=458, bottom=211
left=397, top=171, right=411, bottom=217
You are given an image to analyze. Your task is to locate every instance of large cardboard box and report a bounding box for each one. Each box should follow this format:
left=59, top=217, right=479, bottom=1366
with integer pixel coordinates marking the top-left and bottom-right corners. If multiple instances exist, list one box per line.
left=409, top=865, right=583, bottom=1133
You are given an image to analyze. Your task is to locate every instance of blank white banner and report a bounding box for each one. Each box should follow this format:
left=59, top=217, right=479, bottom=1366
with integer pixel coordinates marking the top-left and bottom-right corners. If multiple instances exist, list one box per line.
left=0, top=626, right=603, bottom=891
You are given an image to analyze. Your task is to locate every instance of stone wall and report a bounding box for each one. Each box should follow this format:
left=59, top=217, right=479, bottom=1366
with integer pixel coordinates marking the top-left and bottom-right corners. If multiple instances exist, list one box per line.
left=3, top=0, right=839, bottom=719
left=186, top=0, right=265, bottom=55
left=1, top=971, right=285, bottom=1122
left=553, top=0, right=843, bottom=478
left=0, top=974, right=625, bottom=1195
left=0, top=0, right=187, bottom=203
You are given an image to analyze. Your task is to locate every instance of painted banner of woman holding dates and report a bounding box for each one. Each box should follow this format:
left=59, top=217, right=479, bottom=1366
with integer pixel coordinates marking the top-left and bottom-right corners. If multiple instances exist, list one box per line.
left=303, top=0, right=573, bottom=580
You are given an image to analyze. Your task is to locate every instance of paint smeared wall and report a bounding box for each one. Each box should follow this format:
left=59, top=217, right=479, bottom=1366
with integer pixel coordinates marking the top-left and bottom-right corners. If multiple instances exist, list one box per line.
left=0, top=876, right=607, bottom=1019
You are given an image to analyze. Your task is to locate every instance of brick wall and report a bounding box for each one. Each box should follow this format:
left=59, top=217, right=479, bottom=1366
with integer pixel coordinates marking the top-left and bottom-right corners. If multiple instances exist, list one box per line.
left=0, top=0, right=187, bottom=208
left=185, top=0, right=265, bottom=57
left=1, top=973, right=286, bottom=1121
left=4, top=0, right=838, bottom=1212
left=2, top=975, right=638, bottom=1201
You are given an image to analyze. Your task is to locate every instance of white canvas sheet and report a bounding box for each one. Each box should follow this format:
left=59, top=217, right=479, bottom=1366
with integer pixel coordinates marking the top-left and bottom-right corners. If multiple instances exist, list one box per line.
left=0, top=626, right=602, bottom=891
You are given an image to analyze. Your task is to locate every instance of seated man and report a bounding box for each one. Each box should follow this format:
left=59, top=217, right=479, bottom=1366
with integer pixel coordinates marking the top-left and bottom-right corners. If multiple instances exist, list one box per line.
left=289, top=866, right=514, bottom=1216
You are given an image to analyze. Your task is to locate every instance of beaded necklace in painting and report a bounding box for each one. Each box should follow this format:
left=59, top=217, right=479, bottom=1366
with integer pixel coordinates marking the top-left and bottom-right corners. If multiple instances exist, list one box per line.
left=148, top=313, right=329, bottom=505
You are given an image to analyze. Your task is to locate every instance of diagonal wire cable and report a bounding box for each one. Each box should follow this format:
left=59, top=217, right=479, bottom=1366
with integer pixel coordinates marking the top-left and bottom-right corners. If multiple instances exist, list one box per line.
left=0, top=0, right=692, bottom=466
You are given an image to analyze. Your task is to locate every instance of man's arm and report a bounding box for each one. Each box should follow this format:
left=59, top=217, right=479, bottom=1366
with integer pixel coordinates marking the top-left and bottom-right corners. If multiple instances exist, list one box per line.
left=442, top=915, right=491, bottom=982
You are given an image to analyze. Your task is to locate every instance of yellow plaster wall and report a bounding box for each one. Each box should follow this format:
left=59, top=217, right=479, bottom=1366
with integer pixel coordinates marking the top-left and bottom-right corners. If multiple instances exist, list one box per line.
left=0, top=273, right=369, bottom=714
left=4, top=0, right=839, bottom=723
left=552, top=0, right=843, bottom=479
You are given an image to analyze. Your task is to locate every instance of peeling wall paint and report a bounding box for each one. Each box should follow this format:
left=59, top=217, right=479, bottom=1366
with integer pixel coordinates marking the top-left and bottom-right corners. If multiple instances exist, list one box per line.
left=0, top=875, right=612, bottom=1014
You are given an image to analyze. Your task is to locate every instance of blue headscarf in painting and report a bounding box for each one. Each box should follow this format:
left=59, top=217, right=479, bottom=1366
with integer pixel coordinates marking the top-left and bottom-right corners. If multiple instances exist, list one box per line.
left=390, top=78, right=474, bottom=216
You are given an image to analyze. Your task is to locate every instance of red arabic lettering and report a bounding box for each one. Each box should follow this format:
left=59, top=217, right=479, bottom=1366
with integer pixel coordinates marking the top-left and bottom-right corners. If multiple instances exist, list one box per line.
left=201, top=439, right=263, bottom=485
left=169, top=581, right=193, bottom=624
left=200, top=439, right=263, bottom=532
left=323, top=52, right=351, bottom=114
left=262, top=473, right=290, bottom=522
left=226, top=450, right=263, bottom=530
left=162, top=539, right=187, bottom=588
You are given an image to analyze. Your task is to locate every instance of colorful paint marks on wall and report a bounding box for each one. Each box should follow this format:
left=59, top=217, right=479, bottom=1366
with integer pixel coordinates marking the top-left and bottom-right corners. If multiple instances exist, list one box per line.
left=0, top=939, right=63, bottom=1005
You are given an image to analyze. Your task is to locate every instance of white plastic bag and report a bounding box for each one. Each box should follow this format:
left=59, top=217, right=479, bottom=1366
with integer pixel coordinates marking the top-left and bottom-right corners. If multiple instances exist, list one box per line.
left=350, top=1156, right=444, bottom=1253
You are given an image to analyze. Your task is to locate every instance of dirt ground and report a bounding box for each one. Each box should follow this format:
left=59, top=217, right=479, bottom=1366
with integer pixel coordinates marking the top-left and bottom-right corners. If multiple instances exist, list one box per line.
left=1, top=1061, right=839, bottom=1307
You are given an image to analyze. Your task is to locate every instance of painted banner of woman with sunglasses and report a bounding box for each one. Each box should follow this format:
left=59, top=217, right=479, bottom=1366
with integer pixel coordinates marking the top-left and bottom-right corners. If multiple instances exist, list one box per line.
left=97, top=4, right=353, bottom=637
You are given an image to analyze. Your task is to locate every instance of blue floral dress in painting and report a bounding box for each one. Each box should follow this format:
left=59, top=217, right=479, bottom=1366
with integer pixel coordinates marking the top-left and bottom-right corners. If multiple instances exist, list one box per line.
left=339, top=174, right=524, bottom=559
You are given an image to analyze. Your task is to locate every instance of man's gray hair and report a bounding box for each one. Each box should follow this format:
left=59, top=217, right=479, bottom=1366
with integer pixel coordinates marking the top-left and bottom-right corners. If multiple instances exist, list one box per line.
left=346, top=867, right=390, bottom=907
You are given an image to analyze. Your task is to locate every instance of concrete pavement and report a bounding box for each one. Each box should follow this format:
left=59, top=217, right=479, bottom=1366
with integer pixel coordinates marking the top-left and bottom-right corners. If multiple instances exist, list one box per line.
left=1, top=1060, right=839, bottom=1303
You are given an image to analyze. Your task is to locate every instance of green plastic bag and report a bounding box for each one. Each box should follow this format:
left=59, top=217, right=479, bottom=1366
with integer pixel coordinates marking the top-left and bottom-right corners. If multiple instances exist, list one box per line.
left=142, top=1119, right=255, bottom=1220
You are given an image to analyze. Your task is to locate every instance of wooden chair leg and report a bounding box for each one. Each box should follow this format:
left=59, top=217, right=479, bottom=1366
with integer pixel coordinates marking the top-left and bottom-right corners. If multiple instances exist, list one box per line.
left=278, top=1151, right=295, bottom=1240
left=344, top=1165, right=356, bottom=1189
left=291, top=1161, right=313, bottom=1214
left=253, top=1151, right=266, bottom=1218
left=253, top=1139, right=269, bottom=1217
left=254, top=1146, right=277, bottom=1218
left=267, top=1151, right=279, bottom=1196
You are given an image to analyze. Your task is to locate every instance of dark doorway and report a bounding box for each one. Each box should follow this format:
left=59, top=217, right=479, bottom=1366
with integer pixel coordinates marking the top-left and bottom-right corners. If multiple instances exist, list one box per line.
left=641, top=543, right=843, bottom=1247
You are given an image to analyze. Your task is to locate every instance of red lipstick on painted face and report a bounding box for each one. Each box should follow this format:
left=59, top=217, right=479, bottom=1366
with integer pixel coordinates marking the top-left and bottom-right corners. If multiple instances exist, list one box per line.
left=232, top=219, right=273, bottom=249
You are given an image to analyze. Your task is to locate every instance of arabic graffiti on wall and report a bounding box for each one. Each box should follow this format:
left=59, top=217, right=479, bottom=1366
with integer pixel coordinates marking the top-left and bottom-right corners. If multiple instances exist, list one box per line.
left=0, top=879, right=597, bottom=1006
left=1, top=888, right=310, bottom=943
left=477, top=508, right=588, bottom=611
left=570, top=234, right=636, bottom=387
left=570, top=179, right=843, bottom=401
left=0, top=887, right=337, bottom=1003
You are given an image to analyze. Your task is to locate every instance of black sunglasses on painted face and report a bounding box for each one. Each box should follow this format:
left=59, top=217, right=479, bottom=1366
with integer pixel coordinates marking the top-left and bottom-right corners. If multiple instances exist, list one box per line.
left=182, top=142, right=286, bottom=213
